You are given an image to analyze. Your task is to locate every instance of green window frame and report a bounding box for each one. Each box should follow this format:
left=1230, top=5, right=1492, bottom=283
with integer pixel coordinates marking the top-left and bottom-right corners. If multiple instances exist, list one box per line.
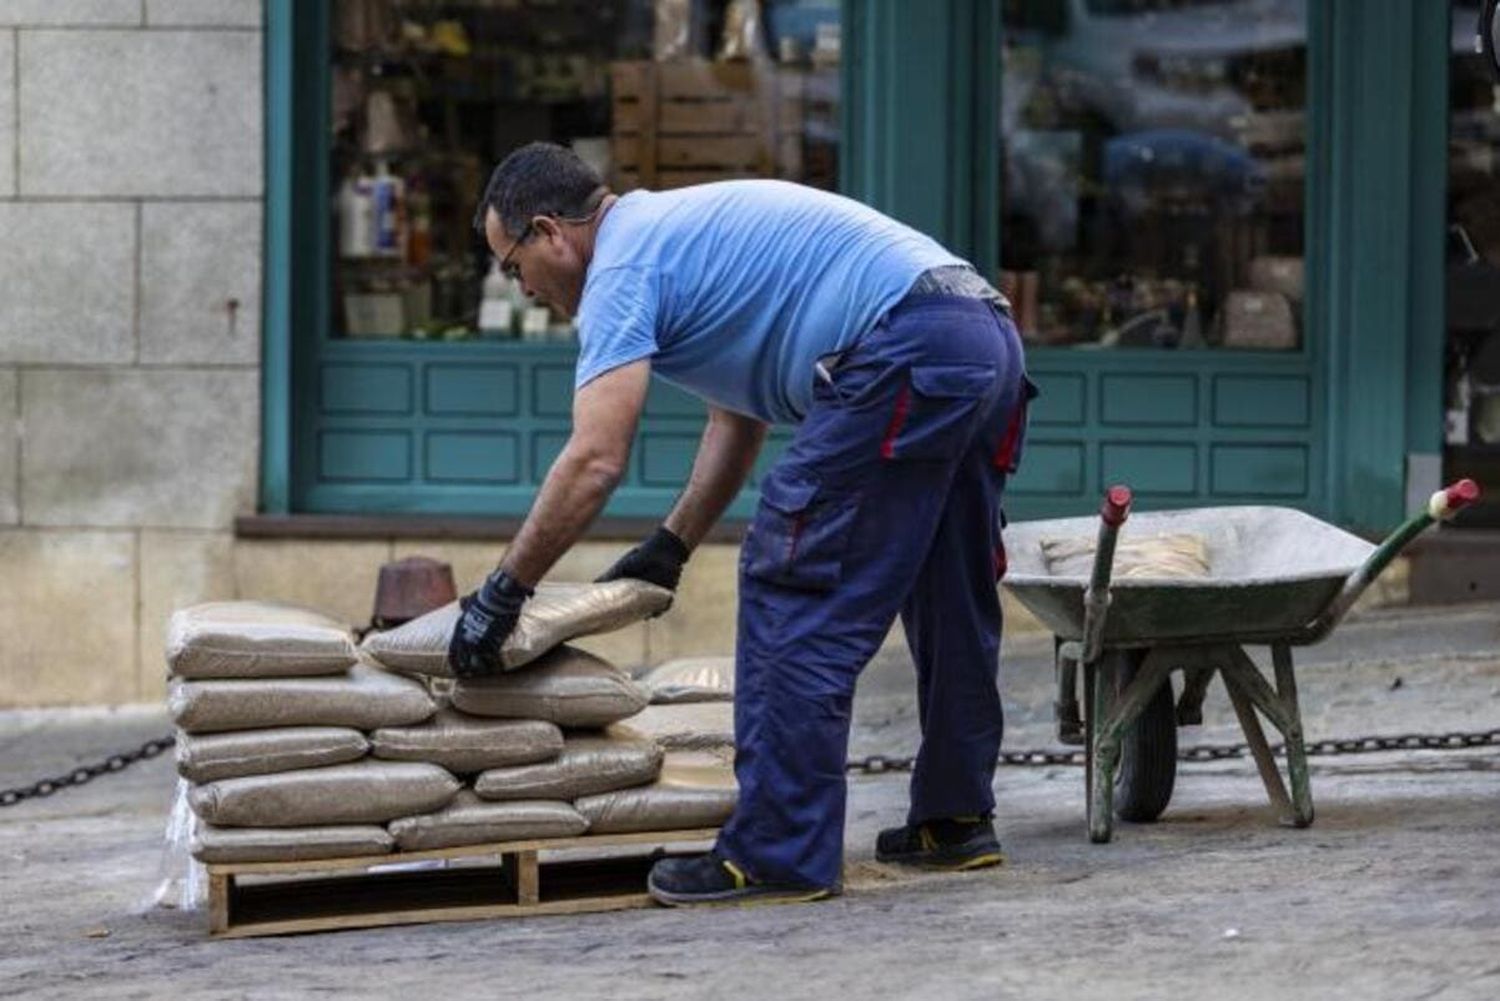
left=262, top=0, right=1445, bottom=534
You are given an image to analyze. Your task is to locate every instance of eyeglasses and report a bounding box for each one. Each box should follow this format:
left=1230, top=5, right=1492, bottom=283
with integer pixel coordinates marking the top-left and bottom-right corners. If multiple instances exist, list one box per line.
left=497, top=221, right=534, bottom=281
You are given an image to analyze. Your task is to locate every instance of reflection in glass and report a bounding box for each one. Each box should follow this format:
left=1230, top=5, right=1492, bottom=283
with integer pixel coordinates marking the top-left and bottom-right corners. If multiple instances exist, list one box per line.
left=1445, top=1, right=1500, bottom=523
left=1000, top=0, right=1307, bottom=351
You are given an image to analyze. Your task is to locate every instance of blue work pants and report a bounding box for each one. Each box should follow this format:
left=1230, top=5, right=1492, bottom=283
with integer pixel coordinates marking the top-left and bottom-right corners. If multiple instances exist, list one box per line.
left=715, top=295, right=1031, bottom=889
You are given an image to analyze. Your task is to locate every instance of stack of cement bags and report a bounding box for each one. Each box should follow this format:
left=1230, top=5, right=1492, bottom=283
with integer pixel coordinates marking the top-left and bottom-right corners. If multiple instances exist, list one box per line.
left=361, top=584, right=738, bottom=840
left=621, top=656, right=737, bottom=759
left=166, top=583, right=738, bottom=865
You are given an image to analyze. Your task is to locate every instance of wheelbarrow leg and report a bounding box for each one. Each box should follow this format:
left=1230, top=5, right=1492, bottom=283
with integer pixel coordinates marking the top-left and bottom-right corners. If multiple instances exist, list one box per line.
left=1086, top=658, right=1118, bottom=843
left=1223, top=671, right=1295, bottom=822
left=1273, top=643, right=1314, bottom=827
left=1087, top=649, right=1175, bottom=843
left=1221, top=646, right=1315, bottom=828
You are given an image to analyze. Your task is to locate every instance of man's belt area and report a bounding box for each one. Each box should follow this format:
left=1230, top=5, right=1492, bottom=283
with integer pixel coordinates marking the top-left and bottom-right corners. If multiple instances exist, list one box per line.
left=907, top=265, right=1011, bottom=313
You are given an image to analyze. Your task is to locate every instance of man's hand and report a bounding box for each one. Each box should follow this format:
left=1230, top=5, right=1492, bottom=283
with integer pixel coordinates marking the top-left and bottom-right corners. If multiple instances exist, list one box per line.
left=596, top=526, right=691, bottom=591
left=447, top=569, right=533, bottom=679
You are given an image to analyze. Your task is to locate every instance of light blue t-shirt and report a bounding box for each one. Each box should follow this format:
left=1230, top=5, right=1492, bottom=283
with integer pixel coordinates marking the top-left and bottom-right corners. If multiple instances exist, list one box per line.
left=573, top=180, right=965, bottom=425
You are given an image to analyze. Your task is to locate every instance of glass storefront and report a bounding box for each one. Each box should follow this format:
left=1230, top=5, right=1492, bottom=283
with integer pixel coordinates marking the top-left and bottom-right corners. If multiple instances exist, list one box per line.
left=328, top=0, right=841, bottom=345
left=1446, top=0, right=1500, bottom=525
left=999, top=0, right=1307, bottom=352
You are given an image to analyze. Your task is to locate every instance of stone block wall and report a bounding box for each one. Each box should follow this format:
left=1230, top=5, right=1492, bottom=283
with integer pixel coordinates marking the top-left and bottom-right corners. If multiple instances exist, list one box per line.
left=0, top=0, right=1394, bottom=709
left=0, top=1, right=263, bottom=706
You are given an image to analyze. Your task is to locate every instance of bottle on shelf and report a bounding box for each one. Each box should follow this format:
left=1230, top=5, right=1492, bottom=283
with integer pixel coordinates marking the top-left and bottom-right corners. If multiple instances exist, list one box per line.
left=406, top=178, right=432, bottom=269
left=370, top=159, right=406, bottom=258
left=337, top=169, right=376, bottom=258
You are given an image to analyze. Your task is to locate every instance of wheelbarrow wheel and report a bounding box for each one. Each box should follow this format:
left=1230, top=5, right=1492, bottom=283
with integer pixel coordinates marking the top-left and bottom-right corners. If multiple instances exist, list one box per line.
left=1109, top=649, right=1177, bottom=823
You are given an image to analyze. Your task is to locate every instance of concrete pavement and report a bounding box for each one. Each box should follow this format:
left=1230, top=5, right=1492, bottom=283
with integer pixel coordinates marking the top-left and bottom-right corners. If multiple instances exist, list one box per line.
left=1, top=602, right=1497, bottom=1000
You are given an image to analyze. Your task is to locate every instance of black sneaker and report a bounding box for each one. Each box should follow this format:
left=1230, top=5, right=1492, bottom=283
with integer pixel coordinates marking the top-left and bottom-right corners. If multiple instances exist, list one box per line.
left=874, top=816, right=1005, bottom=871
left=647, top=852, right=835, bottom=908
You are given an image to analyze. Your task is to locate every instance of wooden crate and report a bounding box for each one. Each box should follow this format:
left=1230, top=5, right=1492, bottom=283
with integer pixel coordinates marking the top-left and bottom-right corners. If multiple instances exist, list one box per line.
left=205, top=828, right=720, bottom=938
left=610, top=60, right=805, bottom=190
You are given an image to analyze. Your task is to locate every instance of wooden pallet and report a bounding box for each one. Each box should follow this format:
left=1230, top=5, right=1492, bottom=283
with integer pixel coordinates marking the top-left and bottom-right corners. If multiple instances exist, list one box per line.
left=206, top=828, right=720, bottom=938
left=610, top=59, right=817, bottom=190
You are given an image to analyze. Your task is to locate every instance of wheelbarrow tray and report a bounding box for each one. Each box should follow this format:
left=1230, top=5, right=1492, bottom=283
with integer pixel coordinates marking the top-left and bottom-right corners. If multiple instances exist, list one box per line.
left=1002, top=506, right=1375, bottom=645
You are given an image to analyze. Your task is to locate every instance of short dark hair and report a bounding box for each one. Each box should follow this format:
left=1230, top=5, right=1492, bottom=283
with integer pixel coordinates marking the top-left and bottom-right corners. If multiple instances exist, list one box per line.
left=473, top=142, right=604, bottom=238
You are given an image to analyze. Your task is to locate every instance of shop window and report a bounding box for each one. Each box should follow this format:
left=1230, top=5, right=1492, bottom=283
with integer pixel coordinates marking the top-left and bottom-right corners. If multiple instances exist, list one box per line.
left=999, top=0, right=1307, bottom=351
left=329, top=0, right=841, bottom=346
left=1445, top=0, right=1500, bottom=524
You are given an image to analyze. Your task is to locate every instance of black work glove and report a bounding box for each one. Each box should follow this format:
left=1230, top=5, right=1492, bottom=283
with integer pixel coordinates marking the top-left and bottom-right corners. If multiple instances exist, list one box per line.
left=447, top=569, right=533, bottom=680
left=594, top=526, right=691, bottom=591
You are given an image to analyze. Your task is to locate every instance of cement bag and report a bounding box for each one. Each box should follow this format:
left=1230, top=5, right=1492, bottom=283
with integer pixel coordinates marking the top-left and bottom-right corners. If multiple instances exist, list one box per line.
left=574, top=753, right=738, bottom=834
left=168, top=661, right=436, bottom=735
left=189, top=760, right=460, bottom=827
left=473, top=733, right=662, bottom=801
left=167, top=601, right=357, bottom=679
left=1041, top=533, right=1211, bottom=581
left=387, top=792, right=587, bottom=851
left=612, top=701, right=736, bottom=751
left=451, top=646, right=648, bottom=727
left=176, top=727, right=369, bottom=783
left=369, top=709, right=563, bottom=774
left=191, top=824, right=393, bottom=864
left=360, top=580, right=673, bottom=677
left=635, top=656, right=735, bottom=704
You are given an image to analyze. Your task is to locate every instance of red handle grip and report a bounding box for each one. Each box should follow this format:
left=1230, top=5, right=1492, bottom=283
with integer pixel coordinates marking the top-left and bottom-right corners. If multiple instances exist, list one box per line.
left=1429, top=479, right=1481, bottom=520
left=1100, top=485, right=1133, bottom=527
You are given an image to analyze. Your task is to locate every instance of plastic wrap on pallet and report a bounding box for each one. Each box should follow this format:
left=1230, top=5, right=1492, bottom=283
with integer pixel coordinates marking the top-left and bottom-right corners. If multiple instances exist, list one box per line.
left=188, top=760, right=460, bottom=828
left=388, top=792, right=588, bottom=851
left=574, top=753, right=737, bottom=834
left=360, top=580, right=672, bottom=677
left=474, top=732, right=662, bottom=802
left=369, top=709, right=564, bottom=774
left=166, top=601, right=358, bottom=679
left=634, top=656, right=735, bottom=705
left=176, top=727, right=370, bottom=783
left=169, top=660, right=436, bottom=735
left=451, top=647, right=648, bottom=727
left=141, top=778, right=206, bottom=913
left=192, top=824, right=395, bottom=864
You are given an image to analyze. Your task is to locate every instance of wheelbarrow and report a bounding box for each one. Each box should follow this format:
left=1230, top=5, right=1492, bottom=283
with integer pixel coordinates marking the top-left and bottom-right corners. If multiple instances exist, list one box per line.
left=1001, top=480, right=1482, bottom=843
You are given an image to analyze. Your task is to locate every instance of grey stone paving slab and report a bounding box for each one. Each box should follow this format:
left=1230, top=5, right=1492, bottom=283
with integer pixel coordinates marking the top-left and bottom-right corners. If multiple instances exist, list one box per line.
left=0, top=30, right=13, bottom=196
left=0, top=1, right=139, bottom=26
left=0, top=529, right=136, bottom=706
left=145, top=0, right=261, bottom=27
left=21, top=368, right=257, bottom=529
left=0, top=202, right=135, bottom=364
left=0, top=369, right=15, bottom=525
left=139, top=201, right=261, bottom=365
left=19, top=29, right=260, bottom=196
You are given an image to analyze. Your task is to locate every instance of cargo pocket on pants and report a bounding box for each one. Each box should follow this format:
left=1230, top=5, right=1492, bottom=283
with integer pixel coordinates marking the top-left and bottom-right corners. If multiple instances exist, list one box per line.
left=743, top=470, right=861, bottom=591
left=881, top=363, right=996, bottom=462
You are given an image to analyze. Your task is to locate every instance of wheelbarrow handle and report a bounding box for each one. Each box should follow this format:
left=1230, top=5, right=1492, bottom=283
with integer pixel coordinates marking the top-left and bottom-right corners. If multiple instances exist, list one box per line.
left=1299, top=479, right=1483, bottom=643
left=1428, top=479, right=1480, bottom=521
left=1077, top=485, right=1133, bottom=663
left=1100, top=485, right=1133, bottom=528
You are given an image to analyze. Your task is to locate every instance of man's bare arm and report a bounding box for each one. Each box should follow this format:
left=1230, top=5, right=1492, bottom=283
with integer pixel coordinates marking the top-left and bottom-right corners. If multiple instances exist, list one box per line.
left=663, top=406, right=769, bottom=549
left=499, top=359, right=652, bottom=586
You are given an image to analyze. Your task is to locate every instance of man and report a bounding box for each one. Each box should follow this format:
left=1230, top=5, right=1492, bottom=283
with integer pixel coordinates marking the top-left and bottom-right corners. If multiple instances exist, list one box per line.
left=451, top=142, right=1033, bottom=907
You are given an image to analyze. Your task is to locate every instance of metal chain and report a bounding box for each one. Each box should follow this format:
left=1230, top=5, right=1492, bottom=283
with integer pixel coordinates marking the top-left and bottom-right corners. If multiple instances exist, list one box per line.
left=0, top=734, right=175, bottom=807
left=4, top=727, right=1499, bottom=803
left=846, top=727, right=1500, bottom=775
